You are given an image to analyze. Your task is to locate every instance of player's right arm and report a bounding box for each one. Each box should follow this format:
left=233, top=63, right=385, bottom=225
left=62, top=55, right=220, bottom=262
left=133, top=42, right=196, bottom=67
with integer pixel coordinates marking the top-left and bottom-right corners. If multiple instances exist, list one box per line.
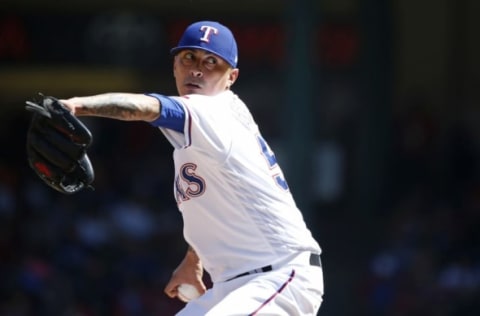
left=164, top=245, right=206, bottom=299
left=60, top=93, right=161, bottom=122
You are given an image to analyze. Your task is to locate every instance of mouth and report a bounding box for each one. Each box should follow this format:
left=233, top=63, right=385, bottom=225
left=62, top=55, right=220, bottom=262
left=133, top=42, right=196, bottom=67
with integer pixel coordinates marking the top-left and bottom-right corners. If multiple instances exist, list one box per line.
left=185, top=81, right=202, bottom=90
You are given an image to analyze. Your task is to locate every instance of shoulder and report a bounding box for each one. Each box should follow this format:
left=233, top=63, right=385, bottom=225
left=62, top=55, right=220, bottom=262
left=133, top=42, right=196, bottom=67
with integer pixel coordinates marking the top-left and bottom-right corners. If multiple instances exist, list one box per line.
left=180, top=90, right=236, bottom=104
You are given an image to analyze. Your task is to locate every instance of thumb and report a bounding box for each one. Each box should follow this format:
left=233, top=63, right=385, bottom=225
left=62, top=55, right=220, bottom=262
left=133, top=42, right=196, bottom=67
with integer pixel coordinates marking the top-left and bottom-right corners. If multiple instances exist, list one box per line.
left=59, top=99, right=76, bottom=115
left=164, top=280, right=180, bottom=298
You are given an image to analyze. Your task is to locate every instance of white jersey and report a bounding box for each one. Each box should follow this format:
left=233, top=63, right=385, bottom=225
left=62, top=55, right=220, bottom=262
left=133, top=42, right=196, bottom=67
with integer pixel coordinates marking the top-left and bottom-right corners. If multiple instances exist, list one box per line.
left=159, top=90, right=321, bottom=282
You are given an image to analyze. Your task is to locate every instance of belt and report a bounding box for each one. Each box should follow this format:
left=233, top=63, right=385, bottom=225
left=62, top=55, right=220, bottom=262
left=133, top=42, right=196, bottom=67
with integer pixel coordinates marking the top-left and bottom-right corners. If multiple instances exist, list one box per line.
left=227, top=253, right=322, bottom=281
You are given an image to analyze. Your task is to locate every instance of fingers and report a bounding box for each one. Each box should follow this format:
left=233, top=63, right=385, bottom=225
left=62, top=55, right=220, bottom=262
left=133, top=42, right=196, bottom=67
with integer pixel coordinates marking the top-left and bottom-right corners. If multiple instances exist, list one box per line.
left=59, top=99, right=76, bottom=115
left=164, top=273, right=184, bottom=299
left=165, top=284, right=178, bottom=298
left=164, top=279, right=207, bottom=301
left=198, top=282, right=207, bottom=294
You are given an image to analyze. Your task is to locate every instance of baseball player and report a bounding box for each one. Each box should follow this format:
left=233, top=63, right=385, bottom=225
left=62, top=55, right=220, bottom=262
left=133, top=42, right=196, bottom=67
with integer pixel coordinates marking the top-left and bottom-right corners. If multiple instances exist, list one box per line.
left=60, top=21, right=324, bottom=315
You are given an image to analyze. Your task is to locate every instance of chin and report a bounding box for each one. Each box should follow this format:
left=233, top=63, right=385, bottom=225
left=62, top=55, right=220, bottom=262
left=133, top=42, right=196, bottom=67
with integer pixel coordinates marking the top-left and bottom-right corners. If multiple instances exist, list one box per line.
left=187, top=89, right=206, bottom=95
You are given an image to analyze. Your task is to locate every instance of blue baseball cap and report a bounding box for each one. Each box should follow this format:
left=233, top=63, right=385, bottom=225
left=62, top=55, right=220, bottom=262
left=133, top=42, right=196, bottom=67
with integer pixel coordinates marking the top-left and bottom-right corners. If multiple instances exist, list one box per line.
left=170, top=21, right=238, bottom=68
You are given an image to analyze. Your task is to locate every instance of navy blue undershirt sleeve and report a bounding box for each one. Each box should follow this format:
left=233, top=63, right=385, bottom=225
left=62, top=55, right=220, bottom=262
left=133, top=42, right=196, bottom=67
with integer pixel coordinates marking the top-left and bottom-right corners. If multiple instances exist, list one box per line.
left=146, top=93, right=185, bottom=133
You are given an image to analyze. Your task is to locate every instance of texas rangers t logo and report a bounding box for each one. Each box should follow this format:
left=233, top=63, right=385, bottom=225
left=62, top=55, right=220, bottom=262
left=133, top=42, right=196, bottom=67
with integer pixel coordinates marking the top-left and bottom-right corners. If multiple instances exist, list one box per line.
left=200, top=26, right=218, bottom=43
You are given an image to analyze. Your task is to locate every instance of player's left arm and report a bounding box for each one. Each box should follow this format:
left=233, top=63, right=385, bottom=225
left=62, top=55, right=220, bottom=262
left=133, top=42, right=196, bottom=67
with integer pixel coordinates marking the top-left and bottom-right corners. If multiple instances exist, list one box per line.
left=60, top=93, right=161, bottom=122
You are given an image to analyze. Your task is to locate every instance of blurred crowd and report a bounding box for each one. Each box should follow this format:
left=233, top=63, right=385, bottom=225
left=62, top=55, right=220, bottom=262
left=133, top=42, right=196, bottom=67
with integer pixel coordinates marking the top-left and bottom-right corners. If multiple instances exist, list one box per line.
left=357, top=97, right=480, bottom=315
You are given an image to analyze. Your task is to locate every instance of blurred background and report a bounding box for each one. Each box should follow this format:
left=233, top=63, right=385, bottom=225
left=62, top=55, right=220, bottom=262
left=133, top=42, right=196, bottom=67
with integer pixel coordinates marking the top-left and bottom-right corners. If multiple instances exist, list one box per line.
left=1, top=0, right=479, bottom=315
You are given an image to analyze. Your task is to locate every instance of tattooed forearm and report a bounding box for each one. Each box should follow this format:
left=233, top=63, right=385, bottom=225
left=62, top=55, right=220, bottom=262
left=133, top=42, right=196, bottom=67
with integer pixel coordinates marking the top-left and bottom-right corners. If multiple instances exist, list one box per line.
left=70, top=93, right=160, bottom=121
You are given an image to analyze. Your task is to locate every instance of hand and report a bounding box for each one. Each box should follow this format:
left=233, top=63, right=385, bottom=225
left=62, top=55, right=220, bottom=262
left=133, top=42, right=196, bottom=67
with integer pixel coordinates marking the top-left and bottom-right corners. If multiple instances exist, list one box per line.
left=59, top=99, right=78, bottom=115
left=25, top=94, right=94, bottom=194
left=164, top=248, right=207, bottom=300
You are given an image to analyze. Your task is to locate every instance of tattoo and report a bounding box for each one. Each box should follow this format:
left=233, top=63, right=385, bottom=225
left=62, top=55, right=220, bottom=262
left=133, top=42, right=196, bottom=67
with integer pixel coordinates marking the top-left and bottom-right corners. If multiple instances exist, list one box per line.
left=75, top=93, right=159, bottom=121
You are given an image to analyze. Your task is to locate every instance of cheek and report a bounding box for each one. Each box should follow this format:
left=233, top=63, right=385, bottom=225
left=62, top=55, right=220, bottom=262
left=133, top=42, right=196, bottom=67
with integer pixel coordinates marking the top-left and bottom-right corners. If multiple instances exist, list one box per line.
left=174, top=67, right=186, bottom=81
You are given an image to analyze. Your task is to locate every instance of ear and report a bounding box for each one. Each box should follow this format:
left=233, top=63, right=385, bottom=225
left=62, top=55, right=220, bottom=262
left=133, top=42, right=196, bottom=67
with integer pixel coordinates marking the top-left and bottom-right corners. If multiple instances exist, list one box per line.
left=228, top=68, right=239, bottom=87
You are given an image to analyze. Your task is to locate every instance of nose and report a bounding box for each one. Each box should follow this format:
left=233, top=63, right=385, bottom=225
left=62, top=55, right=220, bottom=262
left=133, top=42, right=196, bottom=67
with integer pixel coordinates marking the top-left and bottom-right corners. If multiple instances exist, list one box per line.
left=191, top=69, right=203, bottom=77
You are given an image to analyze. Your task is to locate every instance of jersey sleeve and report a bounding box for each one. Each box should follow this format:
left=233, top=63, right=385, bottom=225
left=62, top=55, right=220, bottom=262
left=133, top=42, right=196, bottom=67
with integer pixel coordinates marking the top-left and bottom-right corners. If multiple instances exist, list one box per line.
left=147, top=93, right=185, bottom=133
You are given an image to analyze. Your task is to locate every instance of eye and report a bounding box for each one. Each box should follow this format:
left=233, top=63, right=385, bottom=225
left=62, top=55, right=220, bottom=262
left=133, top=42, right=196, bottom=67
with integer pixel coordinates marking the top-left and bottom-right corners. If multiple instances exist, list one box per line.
left=204, top=56, right=217, bottom=70
left=206, top=56, right=217, bottom=64
left=180, top=52, right=195, bottom=66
